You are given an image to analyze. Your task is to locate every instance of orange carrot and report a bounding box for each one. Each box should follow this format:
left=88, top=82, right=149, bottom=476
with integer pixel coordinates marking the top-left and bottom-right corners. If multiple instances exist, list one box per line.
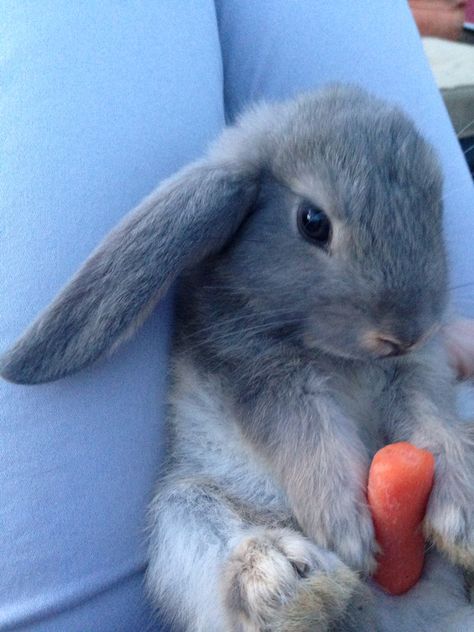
left=367, top=442, right=435, bottom=595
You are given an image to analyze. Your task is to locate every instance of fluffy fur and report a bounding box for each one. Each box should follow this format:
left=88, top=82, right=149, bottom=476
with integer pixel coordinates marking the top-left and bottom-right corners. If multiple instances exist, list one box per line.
left=2, top=86, right=474, bottom=630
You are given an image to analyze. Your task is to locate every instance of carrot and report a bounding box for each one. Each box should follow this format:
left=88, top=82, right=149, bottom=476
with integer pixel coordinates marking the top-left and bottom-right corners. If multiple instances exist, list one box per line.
left=367, top=442, right=435, bottom=595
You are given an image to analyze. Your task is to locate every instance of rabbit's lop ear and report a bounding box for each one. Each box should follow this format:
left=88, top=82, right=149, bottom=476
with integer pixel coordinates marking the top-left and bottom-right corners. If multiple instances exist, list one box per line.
left=0, top=159, right=258, bottom=384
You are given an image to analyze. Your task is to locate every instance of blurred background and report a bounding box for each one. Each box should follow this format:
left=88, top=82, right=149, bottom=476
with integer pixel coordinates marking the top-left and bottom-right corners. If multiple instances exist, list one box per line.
left=409, top=0, right=474, bottom=178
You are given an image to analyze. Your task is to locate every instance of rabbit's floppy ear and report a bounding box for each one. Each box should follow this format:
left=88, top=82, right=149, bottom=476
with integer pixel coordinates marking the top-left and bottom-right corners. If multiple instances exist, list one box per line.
left=0, top=160, right=258, bottom=384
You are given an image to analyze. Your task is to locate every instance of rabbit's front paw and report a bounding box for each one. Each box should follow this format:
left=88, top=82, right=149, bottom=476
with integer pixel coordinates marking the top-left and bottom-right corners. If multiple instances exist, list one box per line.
left=223, top=527, right=374, bottom=632
left=315, top=489, right=378, bottom=576
left=425, top=472, right=474, bottom=570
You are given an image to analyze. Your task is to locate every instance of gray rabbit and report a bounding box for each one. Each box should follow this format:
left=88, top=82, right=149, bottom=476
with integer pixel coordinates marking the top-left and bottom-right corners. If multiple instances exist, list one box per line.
left=2, top=85, right=474, bottom=631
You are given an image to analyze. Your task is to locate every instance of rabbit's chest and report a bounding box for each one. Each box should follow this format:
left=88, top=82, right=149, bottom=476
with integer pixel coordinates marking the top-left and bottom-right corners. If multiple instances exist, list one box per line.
left=327, top=363, right=390, bottom=453
left=168, top=354, right=288, bottom=509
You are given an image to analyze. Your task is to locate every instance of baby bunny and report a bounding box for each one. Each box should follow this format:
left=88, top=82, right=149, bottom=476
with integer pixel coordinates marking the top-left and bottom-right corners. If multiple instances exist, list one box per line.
left=2, top=85, right=474, bottom=631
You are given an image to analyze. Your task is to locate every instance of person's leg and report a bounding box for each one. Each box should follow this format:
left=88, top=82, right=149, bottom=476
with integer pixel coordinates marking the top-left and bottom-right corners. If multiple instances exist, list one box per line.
left=0, top=2, right=223, bottom=631
left=215, top=0, right=474, bottom=314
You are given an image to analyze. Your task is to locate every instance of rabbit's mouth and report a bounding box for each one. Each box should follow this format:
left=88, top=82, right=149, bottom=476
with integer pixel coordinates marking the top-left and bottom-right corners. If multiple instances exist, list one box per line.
left=361, top=332, right=420, bottom=358
left=299, top=319, right=441, bottom=363
left=360, top=324, right=441, bottom=359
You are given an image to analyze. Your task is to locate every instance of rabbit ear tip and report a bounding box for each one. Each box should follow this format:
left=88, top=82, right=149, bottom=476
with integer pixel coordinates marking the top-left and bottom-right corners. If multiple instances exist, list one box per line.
left=0, top=363, right=33, bottom=385
left=0, top=367, right=33, bottom=385
left=0, top=349, right=49, bottom=385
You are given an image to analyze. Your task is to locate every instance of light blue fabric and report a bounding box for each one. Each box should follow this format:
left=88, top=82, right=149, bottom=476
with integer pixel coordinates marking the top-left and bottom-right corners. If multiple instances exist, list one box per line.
left=0, top=2, right=223, bottom=631
left=1, top=2, right=473, bottom=631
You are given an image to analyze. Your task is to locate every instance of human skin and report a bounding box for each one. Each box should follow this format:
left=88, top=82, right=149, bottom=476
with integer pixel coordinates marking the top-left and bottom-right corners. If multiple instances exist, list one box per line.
left=409, top=0, right=467, bottom=40
left=445, top=319, right=474, bottom=380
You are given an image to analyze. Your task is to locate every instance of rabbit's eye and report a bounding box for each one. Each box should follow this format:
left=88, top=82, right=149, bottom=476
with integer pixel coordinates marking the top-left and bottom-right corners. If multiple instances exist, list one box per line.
left=297, top=204, right=331, bottom=246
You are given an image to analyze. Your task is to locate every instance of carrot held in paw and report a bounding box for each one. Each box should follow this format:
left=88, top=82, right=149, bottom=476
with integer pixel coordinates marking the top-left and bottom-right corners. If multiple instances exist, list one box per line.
left=367, top=442, right=435, bottom=595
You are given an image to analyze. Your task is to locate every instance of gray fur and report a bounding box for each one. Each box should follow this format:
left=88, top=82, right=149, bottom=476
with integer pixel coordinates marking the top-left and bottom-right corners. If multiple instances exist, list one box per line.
left=0, top=163, right=257, bottom=383
left=1, top=85, right=473, bottom=630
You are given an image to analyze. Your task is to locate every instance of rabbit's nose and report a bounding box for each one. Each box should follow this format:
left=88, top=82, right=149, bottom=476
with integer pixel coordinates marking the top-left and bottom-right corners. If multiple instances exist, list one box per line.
left=361, top=331, right=418, bottom=357
left=375, top=336, right=409, bottom=357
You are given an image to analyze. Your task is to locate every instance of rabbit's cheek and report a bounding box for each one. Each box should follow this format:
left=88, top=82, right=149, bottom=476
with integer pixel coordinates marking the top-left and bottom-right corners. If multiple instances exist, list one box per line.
left=300, top=308, right=374, bottom=360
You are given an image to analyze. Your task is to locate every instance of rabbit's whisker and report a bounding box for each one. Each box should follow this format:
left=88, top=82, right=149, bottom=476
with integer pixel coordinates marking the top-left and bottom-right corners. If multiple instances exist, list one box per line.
left=180, top=307, right=304, bottom=339
left=449, top=281, right=474, bottom=292
left=456, top=118, right=474, bottom=138
left=463, top=143, right=474, bottom=158
left=183, top=317, right=303, bottom=352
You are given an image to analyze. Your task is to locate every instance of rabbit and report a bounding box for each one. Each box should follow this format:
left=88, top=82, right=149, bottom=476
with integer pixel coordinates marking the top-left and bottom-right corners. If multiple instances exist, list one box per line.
left=2, top=84, right=474, bottom=631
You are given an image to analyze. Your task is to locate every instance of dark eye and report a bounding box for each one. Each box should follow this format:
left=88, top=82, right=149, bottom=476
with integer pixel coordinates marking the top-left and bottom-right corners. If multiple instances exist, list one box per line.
left=297, top=204, right=331, bottom=246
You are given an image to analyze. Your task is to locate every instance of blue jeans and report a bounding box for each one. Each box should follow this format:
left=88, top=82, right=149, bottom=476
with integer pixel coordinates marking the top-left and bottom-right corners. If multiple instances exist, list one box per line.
left=1, top=2, right=473, bottom=630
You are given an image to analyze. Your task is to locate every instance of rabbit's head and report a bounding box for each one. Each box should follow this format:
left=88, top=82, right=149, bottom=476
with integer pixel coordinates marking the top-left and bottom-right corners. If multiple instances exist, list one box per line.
left=192, top=86, right=447, bottom=364
left=0, top=86, right=447, bottom=384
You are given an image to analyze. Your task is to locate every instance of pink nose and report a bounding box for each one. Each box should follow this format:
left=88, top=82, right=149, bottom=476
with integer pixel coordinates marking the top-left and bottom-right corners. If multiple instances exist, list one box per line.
left=361, top=332, right=418, bottom=357
left=375, top=336, right=410, bottom=357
